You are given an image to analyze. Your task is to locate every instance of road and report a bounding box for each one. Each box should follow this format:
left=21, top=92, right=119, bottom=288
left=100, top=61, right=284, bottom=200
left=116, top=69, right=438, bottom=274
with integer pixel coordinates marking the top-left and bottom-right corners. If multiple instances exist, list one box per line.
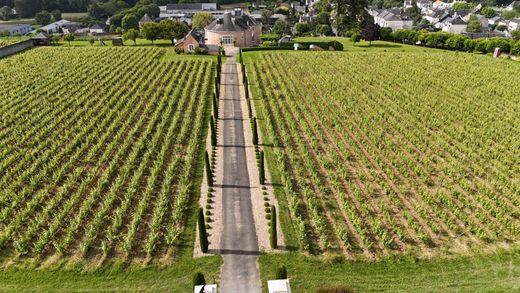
left=218, top=51, right=262, bottom=292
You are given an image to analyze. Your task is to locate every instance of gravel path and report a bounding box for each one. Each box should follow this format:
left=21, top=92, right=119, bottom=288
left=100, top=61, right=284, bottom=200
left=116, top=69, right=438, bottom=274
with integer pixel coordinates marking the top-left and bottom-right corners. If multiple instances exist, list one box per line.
left=218, top=49, right=262, bottom=293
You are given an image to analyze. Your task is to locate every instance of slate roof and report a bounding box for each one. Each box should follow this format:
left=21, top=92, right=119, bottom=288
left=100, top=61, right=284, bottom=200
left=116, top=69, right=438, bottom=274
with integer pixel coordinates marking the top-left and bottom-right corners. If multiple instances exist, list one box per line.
left=32, top=32, right=49, bottom=39
left=451, top=17, right=466, bottom=25
left=166, top=3, right=217, bottom=10
left=206, top=12, right=258, bottom=32
left=90, top=23, right=107, bottom=30
left=378, top=9, right=412, bottom=21
left=140, top=14, right=153, bottom=23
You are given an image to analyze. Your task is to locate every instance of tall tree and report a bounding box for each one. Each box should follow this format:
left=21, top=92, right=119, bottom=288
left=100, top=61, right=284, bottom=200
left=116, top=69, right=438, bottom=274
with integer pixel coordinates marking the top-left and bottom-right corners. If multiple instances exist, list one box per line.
left=35, top=10, right=52, bottom=25
left=159, top=19, right=188, bottom=45
left=331, top=0, right=369, bottom=34
left=466, top=15, right=482, bottom=33
left=360, top=11, right=379, bottom=46
left=122, top=13, right=139, bottom=31
left=14, top=0, right=42, bottom=18
left=122, top=28, right=139, bottom=45
left=0, top=5, right=13, bottom=20
left=192, top=11, right=213, bottom=29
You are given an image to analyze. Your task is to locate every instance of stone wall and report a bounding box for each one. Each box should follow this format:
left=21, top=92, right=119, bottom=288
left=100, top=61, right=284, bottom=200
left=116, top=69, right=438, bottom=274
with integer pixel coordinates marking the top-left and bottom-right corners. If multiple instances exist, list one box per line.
left=0, top=39, right=34, bottom=59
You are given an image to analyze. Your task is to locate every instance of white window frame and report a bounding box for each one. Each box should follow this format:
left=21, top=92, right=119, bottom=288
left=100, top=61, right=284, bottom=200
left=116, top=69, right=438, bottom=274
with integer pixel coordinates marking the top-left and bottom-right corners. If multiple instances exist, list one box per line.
left=222, top=35, right=233, bottom=45
left=188, top=44, right=195, bottom=51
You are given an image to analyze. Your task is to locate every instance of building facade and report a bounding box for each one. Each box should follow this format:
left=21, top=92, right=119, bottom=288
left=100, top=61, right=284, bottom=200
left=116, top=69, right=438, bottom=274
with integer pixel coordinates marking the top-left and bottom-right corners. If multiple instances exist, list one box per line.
left=205, top=10, right=262, bottom=47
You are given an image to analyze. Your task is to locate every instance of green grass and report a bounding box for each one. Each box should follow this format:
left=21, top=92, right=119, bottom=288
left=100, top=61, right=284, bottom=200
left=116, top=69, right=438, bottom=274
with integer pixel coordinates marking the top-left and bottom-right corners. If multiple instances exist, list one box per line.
left=259, top=250, right=520, bottom=292
left=294, top=36, right=442, bottom=52
left=0, top=256, right=222, bottom=291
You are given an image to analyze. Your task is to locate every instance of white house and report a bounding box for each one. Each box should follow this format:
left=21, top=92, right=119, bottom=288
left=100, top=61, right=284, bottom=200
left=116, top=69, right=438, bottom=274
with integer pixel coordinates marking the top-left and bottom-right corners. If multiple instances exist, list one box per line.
left=89, top=24, right=107, bottom=34
left=433, top=0, right=449, bottom=9
left=0, top=24, right=32, bottom=36
left=488, top=15, right=503, bottom=26
left=508, top=18, right=520, bottom=31
left=442, top=17, right=467, bottom=33
left=159, top=3, right=224, bottom=21
left=373, top=8, right=414, bottom=31
left=34, top=19, right=70, bottom=34
left=505, top=1, right=519, bottom=11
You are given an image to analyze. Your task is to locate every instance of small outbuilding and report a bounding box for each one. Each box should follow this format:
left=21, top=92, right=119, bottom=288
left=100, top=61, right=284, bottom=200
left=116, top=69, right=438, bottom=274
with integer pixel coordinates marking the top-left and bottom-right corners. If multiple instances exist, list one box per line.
left=268, top=279, right=291, bottom=293
left=194, top=284, right=217, bottom=293
left=175, top=29, right=220, bottom=54
left=31, top=32, right=51, bottom=46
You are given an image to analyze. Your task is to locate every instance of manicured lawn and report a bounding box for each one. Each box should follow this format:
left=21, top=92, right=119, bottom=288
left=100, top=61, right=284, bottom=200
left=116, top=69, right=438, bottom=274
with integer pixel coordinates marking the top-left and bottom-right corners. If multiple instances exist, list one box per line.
left=0, top=256, right=223, bottom=291
left=259, top=250, right=520, bottom=292
left=294, top=36, right=442, bottom=52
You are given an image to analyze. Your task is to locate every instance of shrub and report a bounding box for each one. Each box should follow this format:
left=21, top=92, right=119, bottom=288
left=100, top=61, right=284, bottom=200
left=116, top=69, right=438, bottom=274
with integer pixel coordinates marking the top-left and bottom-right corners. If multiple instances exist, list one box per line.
left=275, top=265, right=287, bottom=279
left=198, top=208, right=208, bottom=253
left=174, top=47, right=184, bottom=54
left=379, top=27, right=392, bottom=40
left=264, top=202, right=270, bottom=207
left=316, top=286, right=355, bottom=293
left=205, top=151, right=213, bottom=186
left=328, top=40, right=344, bottom=51
left=194, top=46, right=208, bottom=55
left=264, top=196, right=269, bottom=201
left=512, top=41, right=520, bottom=56
left=265, top=207, right=271, bottom=213
left=270, top=205, right=277, bottom=248
left=193, top=271, right=206, bottom=286
left=485, top=37, right=511, bottom=53
left=265, top=214, right=271, bottom=220
left=252, top=117, right=258, bottom=145
left=259, top=150, right=265, bottom=184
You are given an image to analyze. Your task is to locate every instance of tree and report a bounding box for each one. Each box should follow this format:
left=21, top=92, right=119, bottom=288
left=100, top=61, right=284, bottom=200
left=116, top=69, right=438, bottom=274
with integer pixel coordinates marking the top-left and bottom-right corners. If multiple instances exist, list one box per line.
left=295, top=22, right=311, bottom=36
left=360, top=12, right=379, bottom=46
left=15, top=0, right=42, bottom=18
left=0, top=5, right=13, bottom=20
left=192, top=12, right=213, bottom=29
left=89, top=38, right=95, bottom=46
left=511, top=40, right=520, bottom=56
left=351, top=32, right=361, bottom=45
left=193, top=271, right=206, bottom=286
left=138, top=4, right=160, bottom=19
left=159, top=19, right=188, bottom=45
left=272, top=19, right=291, bottom=35
left=122, top=13, right=139, bottom=31
left=331, top=0, right=369, bottom=34
left=63, top=33, right=74, bottom=45
left=198, top=208, right=209, bottom=253
left=35, top=10, right=52, bottom=26
left=317, top=24, right=333, bottom=36
left=466, top=15, right=482, bottom=33
left=261, top=8, right=273, bottom=23
left=315, top=11, right=331, bottom=25
left=512, top=29, right=520, bottom=41
left=501, top=10, right=518, bottom=20
left=380, top=27, right=392, bottom=40
left=122, top=28, right=139, bottom=45
left=481, top=6, right=496, bottom=18
left=49, top=9, right=61, bottom=21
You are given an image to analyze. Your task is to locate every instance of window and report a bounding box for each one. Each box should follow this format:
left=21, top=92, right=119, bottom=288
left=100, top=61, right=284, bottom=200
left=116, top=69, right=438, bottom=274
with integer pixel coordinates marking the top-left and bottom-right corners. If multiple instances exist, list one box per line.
left=188, top=44, right=195, bottom=51
left=222, top=35, right=233, bottom=45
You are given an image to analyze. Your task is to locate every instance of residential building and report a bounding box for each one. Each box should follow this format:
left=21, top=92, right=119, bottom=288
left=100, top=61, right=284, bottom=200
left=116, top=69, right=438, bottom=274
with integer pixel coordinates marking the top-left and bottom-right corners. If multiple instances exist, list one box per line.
left=205, top=10, right=262, bottom=47
left=175, top=29, right=219, bottom=54
left=374, top=8, right=414, bottom=31
left=442, top=17, right=467, bottom=33
left=90, top=24, right=107, bottom=35
left=33, top=19, right=70, bottom=34
left=0, top=24, right=32, bottom=36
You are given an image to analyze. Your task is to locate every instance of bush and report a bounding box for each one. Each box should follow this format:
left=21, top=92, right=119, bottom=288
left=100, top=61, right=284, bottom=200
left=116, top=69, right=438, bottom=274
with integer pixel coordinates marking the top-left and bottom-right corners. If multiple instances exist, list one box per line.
left=262, top=41, right=276, bottom=47
left=194, top=46, right=208, bottom=55
left=316, top=286, right=355, bottom=293
left=380, top=27, right=392, bottom=40
left=275, top=265, right=287, bottom=279
left=261, top=33, right=281, bottom=42
left=265, top=214, right=271, bottom=220
left=264, top=202, right=270, bottom=207
left=197, top=208, right=208, bottom=253
left=328, top=40, right=344, bottom=51
left=512, top=41, right=520, bottom=56
left=270, top=205, right=277, bottom=248
left=193, top=271, right=206, bottom=286
left=265, top=207, right=271, bottom=213
left=486, top=37, right=512, bottom=53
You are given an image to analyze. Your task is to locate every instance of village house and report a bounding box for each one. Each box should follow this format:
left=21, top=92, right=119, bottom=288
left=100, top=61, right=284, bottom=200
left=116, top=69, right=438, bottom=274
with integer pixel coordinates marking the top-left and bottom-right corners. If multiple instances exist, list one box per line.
left=441, top=16, right=467, bottom=33
left=205, top=10, right=262, bottom=47
left=159, top=3, right=225, bottom=24
left=0, top=24, right=32, bottom=36
left=373, top=8, right=414, bottom=31
left=33, top=19, right=70, bottom=34
left=175, top=29, right=219, bottom=54
left=89, top=24, right=107, bottom=35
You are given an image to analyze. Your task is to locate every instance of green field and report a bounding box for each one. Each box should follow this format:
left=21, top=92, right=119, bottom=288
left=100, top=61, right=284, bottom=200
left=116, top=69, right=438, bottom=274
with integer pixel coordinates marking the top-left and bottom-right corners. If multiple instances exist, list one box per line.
left=0, top=47, right=214, bottom=266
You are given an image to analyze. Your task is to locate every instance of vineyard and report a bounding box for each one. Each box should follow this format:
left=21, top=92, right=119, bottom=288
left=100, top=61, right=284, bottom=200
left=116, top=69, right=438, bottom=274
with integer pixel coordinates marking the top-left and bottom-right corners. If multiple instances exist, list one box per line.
left=0, top=37, right=28, bottom=48
left=250, top=51, right=520, bottom=259
left=0, top=47, right=213, bottom=263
